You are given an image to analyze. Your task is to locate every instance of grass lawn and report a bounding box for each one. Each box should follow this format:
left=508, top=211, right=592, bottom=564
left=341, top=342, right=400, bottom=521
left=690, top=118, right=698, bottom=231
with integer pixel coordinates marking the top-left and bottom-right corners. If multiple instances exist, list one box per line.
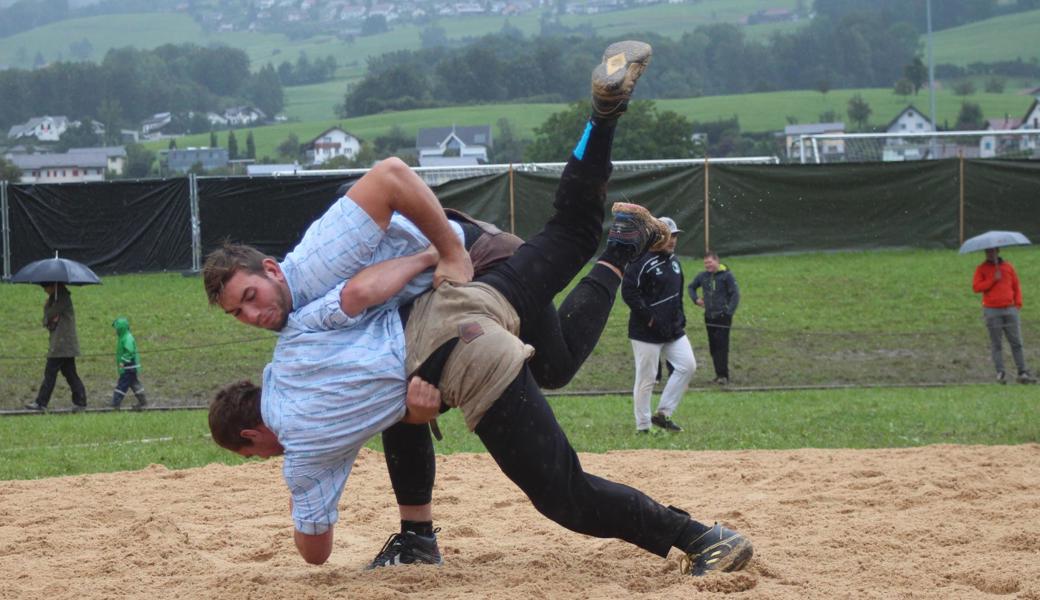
left=152, top=86, right=1036, bottom=160
left=932, top=9, right=1040, bottom=65
left=1, top=384, right=1036, bottom=480
left=2, top=248, right=1037, bottom=411
left=0, top=1, right=802, bottom=71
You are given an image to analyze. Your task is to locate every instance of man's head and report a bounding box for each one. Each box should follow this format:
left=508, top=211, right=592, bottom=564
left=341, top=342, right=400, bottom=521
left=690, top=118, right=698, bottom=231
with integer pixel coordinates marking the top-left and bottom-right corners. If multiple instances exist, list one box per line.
left=39, top=282, right=62, bottom=295
left=208, top=380, right=284, bottom=458
left=203, top=243, right=292, bottom=331
left=985, top=247, right=1001, bottom=263
left=704, top=251, right=720, bottom=273
left=657, top=216, right=681, bottom=254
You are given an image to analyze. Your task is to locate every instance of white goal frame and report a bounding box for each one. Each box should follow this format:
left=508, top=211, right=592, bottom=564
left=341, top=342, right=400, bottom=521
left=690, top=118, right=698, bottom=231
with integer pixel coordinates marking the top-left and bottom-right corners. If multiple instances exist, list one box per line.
left=797, top=129, right=1040, bottom=164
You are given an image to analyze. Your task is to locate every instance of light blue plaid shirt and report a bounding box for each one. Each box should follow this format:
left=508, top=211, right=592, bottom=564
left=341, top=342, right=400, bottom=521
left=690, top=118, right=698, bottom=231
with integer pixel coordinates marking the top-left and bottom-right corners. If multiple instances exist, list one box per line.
left=262, top=195, right=463, bottom=535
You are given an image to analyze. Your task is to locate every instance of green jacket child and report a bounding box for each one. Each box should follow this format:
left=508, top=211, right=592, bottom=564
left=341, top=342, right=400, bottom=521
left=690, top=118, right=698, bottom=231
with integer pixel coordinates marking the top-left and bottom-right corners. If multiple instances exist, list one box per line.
left=111, top=317, right=147, bottom=410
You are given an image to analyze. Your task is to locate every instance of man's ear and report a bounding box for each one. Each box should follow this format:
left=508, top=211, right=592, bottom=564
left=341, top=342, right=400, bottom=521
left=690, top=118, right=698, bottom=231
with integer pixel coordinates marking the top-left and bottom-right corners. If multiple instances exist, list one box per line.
left=262, top=258, right=284, bottom=282
left=239, top=428, right=262, bottom=443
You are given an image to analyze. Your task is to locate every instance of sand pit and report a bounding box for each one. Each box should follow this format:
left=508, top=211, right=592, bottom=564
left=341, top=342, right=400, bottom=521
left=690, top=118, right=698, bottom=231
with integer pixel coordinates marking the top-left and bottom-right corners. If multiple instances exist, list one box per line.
left=2, top=444, right=1039, bottom=599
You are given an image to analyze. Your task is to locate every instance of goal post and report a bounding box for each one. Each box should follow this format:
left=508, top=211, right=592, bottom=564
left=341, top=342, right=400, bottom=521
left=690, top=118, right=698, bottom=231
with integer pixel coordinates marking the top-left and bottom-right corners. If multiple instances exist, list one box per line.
left=797, top=129, right=1040, bottom=164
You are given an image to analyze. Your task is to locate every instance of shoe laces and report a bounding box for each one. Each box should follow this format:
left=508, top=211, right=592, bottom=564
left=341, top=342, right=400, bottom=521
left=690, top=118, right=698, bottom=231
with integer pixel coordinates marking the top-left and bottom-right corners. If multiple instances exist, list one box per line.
left=678, top=552, right=699, bottom=575
left=371, top=532, right=407, bottom=565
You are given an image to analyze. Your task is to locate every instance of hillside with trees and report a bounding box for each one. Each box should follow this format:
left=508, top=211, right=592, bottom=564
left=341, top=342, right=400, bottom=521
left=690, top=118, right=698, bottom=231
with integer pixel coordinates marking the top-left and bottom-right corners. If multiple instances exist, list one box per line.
left=0, top=44, right=283, bottom=135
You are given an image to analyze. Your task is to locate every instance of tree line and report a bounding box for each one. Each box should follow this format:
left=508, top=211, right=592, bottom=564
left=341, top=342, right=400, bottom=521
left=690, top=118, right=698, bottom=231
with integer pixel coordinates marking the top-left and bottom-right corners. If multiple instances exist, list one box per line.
left=340, top=16, right=920, bottom=118
left=0, top=44, right=284, bottom=137
left=340, top=0, right=1040, bottom=118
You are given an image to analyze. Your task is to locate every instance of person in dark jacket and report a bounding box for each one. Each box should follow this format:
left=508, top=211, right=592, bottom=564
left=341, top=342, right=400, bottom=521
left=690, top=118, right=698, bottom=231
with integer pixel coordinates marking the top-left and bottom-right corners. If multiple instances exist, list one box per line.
left=24, top=282, right=87, bottom=411
left=688, top=251, right=740, bottom=385
left=621, top=217, right=696, bottom=433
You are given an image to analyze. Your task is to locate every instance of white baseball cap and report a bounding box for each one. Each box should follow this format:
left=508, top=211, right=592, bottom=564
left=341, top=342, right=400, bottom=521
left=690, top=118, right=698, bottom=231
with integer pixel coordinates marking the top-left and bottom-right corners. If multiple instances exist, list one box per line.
left=658, top=216, right=681, bottom=234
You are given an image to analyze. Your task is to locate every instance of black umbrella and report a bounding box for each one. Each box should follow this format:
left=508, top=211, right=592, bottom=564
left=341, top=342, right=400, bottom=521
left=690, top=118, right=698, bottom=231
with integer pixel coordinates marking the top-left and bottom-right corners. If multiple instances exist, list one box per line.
left=11, top=253, right=102, bottom=286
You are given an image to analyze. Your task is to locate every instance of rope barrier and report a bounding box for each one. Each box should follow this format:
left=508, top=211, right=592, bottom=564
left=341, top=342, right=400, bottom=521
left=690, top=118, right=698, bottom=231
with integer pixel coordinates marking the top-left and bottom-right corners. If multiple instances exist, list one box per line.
left=0, top=335, right=274, bottom=362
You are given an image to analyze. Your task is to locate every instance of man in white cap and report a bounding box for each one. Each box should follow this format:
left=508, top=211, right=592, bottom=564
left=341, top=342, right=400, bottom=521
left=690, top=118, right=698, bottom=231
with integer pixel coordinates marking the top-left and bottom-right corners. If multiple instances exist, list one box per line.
left=621, top=215, right=696, bottom=433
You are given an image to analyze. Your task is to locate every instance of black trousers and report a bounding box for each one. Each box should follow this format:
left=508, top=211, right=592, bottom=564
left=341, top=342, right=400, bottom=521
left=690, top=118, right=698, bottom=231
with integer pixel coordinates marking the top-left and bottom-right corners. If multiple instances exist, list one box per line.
left=386, top=155, right=698, bottom=555
left=381, top=157, right=622, bottom=507
left=705, top=314, right=733, bottom=379
left=36, top=357, right=87, bottom=407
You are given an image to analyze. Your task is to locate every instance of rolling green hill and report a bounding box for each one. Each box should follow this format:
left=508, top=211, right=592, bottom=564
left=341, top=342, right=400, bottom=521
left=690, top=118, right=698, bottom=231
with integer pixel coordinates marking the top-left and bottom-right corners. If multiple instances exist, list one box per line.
left=0, top=1, right=801, bottom=72
left=150, top=87, right=1036, bottom=161
left=931, top=9, right=1040, bottom=65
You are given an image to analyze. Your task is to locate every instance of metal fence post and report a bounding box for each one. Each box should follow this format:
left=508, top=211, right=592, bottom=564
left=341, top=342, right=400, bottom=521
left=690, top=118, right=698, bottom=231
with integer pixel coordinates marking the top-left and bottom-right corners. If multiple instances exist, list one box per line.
left=1, top=180, right=9, bottom=280
left=703, top=155, right=710, bottom=254
left=189, top=174, right=201, bottom=273
left=958, top=152, right=965, bottom=246
left=508, top=164, right=515, bottom=235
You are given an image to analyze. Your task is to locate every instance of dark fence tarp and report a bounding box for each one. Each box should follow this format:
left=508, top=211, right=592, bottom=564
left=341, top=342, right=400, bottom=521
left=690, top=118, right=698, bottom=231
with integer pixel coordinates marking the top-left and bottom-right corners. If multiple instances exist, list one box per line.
left=962, top=159, right=1040, bottom=239
left=708, top=160, right=960, bottom=256
left=4, top=161, right=1039, bottom=278
left=509, top=166, right=702, bottom=251
left=8, top=178, right=191, bottom=274
left=197, top=175, right=358, bottom=260
left=431, top=172, right=512, bottom=231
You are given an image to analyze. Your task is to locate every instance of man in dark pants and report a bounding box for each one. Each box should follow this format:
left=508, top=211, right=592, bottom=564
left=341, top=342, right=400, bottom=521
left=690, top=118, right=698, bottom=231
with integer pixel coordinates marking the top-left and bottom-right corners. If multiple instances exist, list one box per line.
left=209, top=41, right=753, bottom=577
left=25, top=282, right=87, bottom=411
left=689, top=251, right=740, bottom=385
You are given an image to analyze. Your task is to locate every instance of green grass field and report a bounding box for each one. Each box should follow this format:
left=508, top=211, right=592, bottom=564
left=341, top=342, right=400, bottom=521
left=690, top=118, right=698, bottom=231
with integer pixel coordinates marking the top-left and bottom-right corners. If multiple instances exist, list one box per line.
left=2, top=248, right=1037, bottom=412
left=1, top=384, right=1036, bottom=481
left=0, top=1, right=802, bottom=70
left=151, top=86, right=1037, bottom=160
left=932, top=9, right=1040, bottom=65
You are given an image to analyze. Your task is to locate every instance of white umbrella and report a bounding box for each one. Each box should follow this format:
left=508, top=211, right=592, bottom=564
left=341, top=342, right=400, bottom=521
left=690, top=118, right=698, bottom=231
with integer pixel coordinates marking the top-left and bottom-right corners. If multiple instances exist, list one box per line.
left=958, top=231, right=1032, bottom=254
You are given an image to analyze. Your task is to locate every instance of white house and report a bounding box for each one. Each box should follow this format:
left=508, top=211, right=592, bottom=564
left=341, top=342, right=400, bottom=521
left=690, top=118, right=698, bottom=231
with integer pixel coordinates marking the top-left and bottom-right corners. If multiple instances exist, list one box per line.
left=783, top=122, right=845, bottom=162
left=884, top=105, right=935, bottom=136
left=141, top=112, right=173, bottom=136
left=416, top=125, right=492, bottom=167
left=7, top=116, right=70, bottom=142
left=7, top=151, right=110, bottom=183
left=880, top=105, right=936, bottom=161
left=304, top=127, right=362, bottom=165
left=978, top=98, right=1040, bottom=158
left=67, top=146, right=127, bottom=176
left=224, top=106, right=266, bottom=127
left=1014, top=97, right=1040, bottom=155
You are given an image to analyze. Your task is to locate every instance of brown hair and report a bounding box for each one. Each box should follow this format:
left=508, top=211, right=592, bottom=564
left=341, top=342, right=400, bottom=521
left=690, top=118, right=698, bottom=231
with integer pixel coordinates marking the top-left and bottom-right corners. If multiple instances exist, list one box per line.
left=704, top=250, right=719, bottom=260
left=202, top=242, right=270, bottom=305
left=208, top=380, right=263, bottom=451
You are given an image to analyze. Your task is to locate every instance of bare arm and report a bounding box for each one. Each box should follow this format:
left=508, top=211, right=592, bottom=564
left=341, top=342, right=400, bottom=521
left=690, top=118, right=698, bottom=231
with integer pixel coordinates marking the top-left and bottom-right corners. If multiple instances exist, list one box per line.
left=347, top=157, right=472, bottom=287
left=339, top=246, right=440, bottom=317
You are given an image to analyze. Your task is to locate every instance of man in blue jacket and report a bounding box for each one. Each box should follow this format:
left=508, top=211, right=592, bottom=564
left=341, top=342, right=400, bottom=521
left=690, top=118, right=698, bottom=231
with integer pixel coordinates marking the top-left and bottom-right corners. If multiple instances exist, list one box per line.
left=689, top=251, right=740, bottom=385
left=621, top=217, right=695, bottom=433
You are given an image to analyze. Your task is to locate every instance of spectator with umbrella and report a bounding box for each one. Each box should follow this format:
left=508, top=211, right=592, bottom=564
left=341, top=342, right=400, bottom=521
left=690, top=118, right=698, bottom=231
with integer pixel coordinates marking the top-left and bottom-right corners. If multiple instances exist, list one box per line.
left=13, top=254, right=100, bottom=411
left=962, top=231, right=1037, bottom=384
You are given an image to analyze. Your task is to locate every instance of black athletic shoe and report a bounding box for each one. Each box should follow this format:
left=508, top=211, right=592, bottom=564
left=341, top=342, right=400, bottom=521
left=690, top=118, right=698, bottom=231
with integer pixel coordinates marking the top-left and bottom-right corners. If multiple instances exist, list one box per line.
left=24, top=402, right=45, bottom=411
left=680, top=522, right=754, bottom=577
left=651, top=412, right=682, bottom=432
left=996, top=371, right=1007, bottom=384
left=365, top=529, right=443, bottom=569
left=1019, top=371, right=1037, bottom=384
left=592, top=40, right=652, bottom=119
left=607, top=202, right=671, bottom=262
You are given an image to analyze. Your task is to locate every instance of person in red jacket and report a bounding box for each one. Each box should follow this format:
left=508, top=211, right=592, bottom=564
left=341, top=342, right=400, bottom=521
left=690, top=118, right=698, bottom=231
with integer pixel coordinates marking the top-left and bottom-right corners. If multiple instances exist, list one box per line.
left=972, top=247, right=1036, bottom=384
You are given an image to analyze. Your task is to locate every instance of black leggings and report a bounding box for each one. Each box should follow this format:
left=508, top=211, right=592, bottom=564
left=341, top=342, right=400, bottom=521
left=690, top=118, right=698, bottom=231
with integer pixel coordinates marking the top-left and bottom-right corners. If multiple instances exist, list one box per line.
left=474, top=367, right=688, bottom=556
left=382, top=156, right=620, bottom=506
left=387, top=155, right=700, bottom=554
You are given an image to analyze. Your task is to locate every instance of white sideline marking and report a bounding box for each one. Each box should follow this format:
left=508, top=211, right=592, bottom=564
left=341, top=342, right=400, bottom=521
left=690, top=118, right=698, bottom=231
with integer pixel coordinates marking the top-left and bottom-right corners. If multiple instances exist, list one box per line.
left=0, top=435, right=211, bottom=454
